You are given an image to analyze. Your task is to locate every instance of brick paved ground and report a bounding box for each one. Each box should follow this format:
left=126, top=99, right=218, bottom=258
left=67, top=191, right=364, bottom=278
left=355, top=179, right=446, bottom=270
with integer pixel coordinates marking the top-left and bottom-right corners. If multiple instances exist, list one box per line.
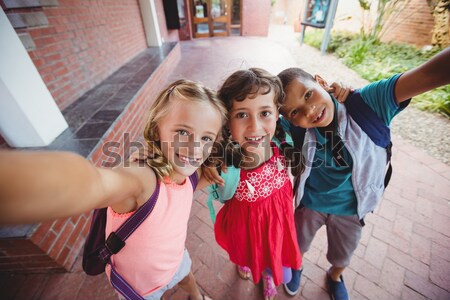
left=1, top=25, right=449, bottom=300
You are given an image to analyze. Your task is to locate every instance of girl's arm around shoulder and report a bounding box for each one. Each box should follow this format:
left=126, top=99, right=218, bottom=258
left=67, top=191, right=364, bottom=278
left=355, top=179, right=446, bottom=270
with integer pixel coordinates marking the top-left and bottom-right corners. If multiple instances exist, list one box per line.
left=0, top=150, right=153, bottom=224
left=395, top=47, right=450, bottom=104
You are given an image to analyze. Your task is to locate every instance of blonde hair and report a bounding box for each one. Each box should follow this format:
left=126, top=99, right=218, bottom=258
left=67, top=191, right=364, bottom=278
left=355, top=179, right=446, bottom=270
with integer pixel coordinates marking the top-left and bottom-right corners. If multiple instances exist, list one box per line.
left=143, top=79, right=227, bottom=179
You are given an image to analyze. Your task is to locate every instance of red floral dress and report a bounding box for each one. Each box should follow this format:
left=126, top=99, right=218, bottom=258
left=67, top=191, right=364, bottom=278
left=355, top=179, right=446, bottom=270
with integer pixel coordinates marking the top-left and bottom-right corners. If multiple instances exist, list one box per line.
left=214, top=146, right=302, bottom=286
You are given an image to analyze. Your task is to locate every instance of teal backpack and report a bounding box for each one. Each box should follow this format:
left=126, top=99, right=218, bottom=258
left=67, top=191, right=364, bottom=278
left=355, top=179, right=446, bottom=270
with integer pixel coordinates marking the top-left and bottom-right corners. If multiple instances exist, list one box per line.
left=206, top=166, right=241, bottom=223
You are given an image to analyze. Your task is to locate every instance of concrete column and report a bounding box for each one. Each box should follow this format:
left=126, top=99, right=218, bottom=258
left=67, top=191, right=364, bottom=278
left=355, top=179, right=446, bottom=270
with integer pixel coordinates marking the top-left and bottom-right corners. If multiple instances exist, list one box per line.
left=139, top=0, right=163, bottom=47
left=0, top=10, right=68, bottom=148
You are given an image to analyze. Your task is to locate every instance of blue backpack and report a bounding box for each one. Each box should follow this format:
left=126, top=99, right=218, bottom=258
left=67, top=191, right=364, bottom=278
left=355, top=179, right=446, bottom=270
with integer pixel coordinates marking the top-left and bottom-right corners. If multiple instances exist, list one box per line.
left=82, top=173, right=198, bottom=300
left=207, top=93, right=410, bottom=222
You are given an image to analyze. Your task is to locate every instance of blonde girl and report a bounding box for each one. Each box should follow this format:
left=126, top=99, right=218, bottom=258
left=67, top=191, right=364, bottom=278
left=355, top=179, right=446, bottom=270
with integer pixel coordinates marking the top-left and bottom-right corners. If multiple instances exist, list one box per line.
left=0, top=79, right=227, bottom=300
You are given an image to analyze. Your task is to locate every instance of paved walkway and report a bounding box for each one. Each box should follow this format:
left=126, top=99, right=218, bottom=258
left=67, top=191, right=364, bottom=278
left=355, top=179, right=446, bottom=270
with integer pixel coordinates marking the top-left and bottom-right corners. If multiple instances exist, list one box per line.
left=1, top=25, right=449, bottom=300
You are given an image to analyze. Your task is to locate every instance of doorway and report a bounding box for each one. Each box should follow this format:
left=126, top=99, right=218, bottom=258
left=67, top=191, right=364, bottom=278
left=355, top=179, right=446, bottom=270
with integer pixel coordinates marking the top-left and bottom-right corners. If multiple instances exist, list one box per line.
left=190, top=0, right=235, bottom=38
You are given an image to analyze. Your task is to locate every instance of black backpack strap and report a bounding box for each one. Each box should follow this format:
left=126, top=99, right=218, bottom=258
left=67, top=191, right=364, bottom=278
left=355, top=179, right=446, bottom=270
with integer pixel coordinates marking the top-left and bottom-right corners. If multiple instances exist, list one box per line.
left=100, top=182, right=161, bottom=300
left=290, top=125, right=306, bottom=150
left=290, top=125, right=306, bottom=195
left=384, top=162, right=393, bottom=188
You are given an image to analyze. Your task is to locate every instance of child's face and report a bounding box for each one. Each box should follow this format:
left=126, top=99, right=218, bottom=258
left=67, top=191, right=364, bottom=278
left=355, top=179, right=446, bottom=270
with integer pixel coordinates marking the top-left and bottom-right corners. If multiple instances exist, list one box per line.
left=281, top=77, right=334, bottom=128
left=157, top=99, right=222, bottom=182
left=228, top=91, right=279, bottom=159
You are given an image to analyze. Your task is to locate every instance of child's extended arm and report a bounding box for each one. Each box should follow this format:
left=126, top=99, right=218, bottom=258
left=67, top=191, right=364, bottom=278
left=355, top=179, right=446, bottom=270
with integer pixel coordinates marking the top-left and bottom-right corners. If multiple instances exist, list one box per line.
left=395, top=47, right=450, bottom=104
left=0, top=150, right=147, bottom=225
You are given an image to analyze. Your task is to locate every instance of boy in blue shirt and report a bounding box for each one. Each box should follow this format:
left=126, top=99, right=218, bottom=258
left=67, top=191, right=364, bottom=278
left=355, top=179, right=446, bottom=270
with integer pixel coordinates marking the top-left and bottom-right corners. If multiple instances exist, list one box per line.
left=278, top=47, right=450, bottom=300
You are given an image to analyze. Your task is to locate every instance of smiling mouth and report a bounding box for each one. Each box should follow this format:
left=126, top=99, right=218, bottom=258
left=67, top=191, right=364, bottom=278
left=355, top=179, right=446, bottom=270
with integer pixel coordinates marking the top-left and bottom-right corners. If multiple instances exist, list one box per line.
left=176, top=153, right=201, bottom=164
left=245, top=136, right=264, bottom=142
left=313, top=108, right=325, bottom=123
left=244, top=134, right=270, bottom=146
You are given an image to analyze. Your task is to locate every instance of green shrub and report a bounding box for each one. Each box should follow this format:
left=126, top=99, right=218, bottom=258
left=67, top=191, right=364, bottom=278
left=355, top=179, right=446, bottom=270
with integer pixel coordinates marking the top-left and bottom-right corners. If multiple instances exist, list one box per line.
left=327, top=31, right=356, bottom=52
left=302, top=31, right=449, bottom=117
left=414, top=85, right=450, bottom=117
left=303, top=29, right=324, bottom=49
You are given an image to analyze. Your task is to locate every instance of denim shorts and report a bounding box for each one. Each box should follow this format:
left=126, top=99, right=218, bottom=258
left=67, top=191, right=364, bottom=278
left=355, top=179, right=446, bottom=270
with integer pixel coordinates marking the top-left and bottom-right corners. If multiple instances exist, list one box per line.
left=123, top=249, right=192, bottom=300
left=144, top=249, right=192, bottom=300
left=118, top=249, right=192, bottom=300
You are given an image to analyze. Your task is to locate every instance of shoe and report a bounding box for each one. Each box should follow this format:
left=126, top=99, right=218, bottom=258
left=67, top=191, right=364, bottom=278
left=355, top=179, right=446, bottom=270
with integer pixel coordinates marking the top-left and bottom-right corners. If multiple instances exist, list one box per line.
left=262, top=271, right=277, bottom=300
left=237, top=265, right=251, bottom=280
left=327, top=272, right=349, bottom=300
left=283, top=268, right=302, bottom=296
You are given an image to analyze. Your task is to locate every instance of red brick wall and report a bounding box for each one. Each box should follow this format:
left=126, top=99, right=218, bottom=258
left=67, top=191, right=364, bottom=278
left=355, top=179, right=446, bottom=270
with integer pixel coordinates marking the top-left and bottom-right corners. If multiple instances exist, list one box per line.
left=241, top=0, right=271, bottom=36
left=5, top=0, right=148, bottom=110
left=0, top=236, right=65, bottom=272
left=0, top=213, right=91, bottom=273
left=381, top=0, right=434, bottom=46
left=0, top=43, right=181, bottom=273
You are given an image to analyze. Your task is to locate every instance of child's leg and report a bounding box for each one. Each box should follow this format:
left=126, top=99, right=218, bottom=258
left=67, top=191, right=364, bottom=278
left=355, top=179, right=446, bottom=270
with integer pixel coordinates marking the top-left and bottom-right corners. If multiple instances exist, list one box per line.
left=173, top=249, right=211, bottom=300
left=325, top=214, right=362, bottom=280
left=284, top=207, right=327, bottom=296
left=262, top=269, right=277, bottom=300
left=282, top=266, right=292, bottom=283
left=177, top=271, right=205, bottom=300
left=328, top=266, right=346, bottom=281
left=294, top=206, right=327, bottom=256
left=325, top=214, right=362, bottom=298
left=236, top=265, right=251, bottom=280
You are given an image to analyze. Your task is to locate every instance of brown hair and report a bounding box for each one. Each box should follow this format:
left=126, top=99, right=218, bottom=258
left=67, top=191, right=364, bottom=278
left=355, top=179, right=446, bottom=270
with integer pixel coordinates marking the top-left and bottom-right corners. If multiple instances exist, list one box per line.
left=218, top=67, right=285, bottom=111
left=215, top=68, right=304, bottom=176
left=277, top=67, right=315, bottom=117
left=143, top=79, right=227, bottom=179
left=277, top=67, right=315, bottom=92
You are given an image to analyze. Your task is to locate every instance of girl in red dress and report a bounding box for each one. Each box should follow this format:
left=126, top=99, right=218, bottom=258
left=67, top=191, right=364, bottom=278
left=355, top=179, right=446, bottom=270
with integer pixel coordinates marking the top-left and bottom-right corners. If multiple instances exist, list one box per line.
left=213, top=68, right=303, bottom=300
